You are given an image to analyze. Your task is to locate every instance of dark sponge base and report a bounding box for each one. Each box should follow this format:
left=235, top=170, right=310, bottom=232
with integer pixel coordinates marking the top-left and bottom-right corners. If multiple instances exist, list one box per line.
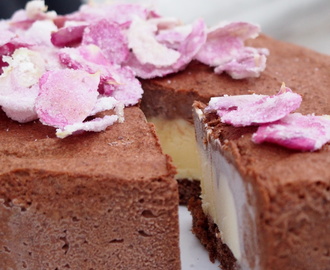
left=188, top=197, right=239, bottom=270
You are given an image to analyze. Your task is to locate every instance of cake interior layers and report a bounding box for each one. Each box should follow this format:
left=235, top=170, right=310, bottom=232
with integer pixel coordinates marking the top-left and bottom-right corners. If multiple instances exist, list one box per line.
left=193, top=103, right=330, bottom=270
left=0, top=107, right=180, bottom=270
left=147, top=117, right=202, bottom=181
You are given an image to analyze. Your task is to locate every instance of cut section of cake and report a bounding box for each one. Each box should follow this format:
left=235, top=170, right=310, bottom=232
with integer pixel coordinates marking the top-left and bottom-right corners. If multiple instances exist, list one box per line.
left=140, top=22, right=268, bottom=204
left=0, top=107, right=180, bottom=270
left=187, top=37, right=330, bottom=270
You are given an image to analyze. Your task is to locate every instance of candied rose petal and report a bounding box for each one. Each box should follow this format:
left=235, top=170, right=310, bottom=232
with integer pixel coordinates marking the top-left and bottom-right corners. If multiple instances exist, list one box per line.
left=0, top=84, right=39, bottom=123
left=127, top=17, right=180, bottom=67
left=59, top=45, right=142, bottom=106
left=127, top=18, right=206, bottom=79
left=35, top=69, right=100, bottom=128
left=90, top=96, right=119, bottom=115
left=252, top=113, right=330, bottom=151
left=214, top=47, right=269, bottom=79
left=195, top=22, right=260, bottom=66
left=51, top=24, right=86, bottom=47
left=56, top=114, right=119, bottom=139
left=20, top=20, right=58, bottom=46
left=102, top=65, right=143, bottom=106
left=0, top=29, right=16, bottom=47
left=195, top=21, right=268, bottom=79
left=82, top=19, right=129, bottom=64
left=156, top=23, right=193, bottom=50
left=206, top=93, right=267, bottom=116
left=0, top=48, right=45, bottom=122
left=68, top=3, right=150, bottom=26
left=207, top=85, right=302, bottom=126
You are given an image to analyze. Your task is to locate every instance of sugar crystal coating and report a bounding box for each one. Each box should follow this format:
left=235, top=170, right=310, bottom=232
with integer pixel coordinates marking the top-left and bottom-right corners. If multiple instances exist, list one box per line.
left=206, top=84, right=330, bottom=151
left=252, top=113, right=330, bottom=151
left=206, top=85, right=302, bottom=126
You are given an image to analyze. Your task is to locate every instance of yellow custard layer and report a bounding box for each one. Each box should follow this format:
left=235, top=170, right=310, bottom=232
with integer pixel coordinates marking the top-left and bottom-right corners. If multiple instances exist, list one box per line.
left=148, top=117, right=202, bottom=180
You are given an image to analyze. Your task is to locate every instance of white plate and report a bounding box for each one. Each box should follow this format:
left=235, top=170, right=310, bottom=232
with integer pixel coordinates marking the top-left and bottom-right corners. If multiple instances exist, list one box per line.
left=179, top=206, right=220, bottom=270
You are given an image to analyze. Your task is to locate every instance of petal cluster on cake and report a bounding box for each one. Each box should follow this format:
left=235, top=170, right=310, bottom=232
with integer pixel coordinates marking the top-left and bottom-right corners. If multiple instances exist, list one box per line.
left=0, top=0, right=269, bottom=138
left=206, top=84, right=330, bottom=151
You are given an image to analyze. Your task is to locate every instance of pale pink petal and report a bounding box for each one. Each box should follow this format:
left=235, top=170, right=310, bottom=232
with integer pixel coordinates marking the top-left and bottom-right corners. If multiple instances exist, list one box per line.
left=206, top=85, right=302, bottom=126
left=56, top=114, right=119, bottom=139
left=252, top=113, right=330, bottom=151
left=214, top=47, right=268, bottom=79
left=195, top=21, right=268, bottom=79
left=67, top=3, right=150, bottom=26
left=206, top=93, right=267, bottom=115
left=127, top=18, right=206, bottom=79
left=0, top=85, right=39, bottom=123
left=35, top=69, right=100, bottom=128
left=0, top=29, right=16, bottom=47
left=21, top=20, right=58, bottom=46
left=127, top=17, right=180, bottom=67
left=156, top=24, right=193, bottom=50
left=195, top=22, right=260, bottom=66
left=0, top=48, right=45, bottom=122
left=82, top=19, right=129, bottom=64
left=102, top=66, right=143, bottom=106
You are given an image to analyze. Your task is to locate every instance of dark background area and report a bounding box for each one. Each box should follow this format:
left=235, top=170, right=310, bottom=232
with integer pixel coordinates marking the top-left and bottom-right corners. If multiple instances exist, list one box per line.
left=0, top=0, right=81, bottom=19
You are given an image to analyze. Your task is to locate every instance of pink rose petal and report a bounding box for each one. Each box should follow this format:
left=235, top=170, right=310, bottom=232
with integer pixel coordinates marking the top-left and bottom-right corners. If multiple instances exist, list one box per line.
left=101, top=65, right=143, bottom=106
left=206, top=85, right=302, bottom=126
left=195, top=22, right=268, bottom=79
left=82, top=19, right=129, bottom=65
left=35, top=69, right=100, bottom=128
left=214, top=47, right=268, bottom=79
left=127, top=18, right=206, bottom=79
left=252, top=113, right=330, bottom=151
left=127, top=17, right=180, bottom=67
left=195, top=22, right=260, bottom=66
left=68, top=3, right=151, bottom=26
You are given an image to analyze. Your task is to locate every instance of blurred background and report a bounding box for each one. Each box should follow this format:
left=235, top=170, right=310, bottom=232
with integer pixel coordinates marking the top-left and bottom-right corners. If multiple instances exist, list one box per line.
left=0, top=0, right=329, bottom=55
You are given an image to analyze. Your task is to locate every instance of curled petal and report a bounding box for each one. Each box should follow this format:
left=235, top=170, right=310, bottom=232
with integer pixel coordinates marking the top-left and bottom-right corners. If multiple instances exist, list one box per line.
left=252, top=113, right=330, bottom=151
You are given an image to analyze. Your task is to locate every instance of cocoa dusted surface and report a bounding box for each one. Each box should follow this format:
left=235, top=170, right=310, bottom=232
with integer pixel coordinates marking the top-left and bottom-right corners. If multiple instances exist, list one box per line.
left=0, top=107, right=181, bottom=270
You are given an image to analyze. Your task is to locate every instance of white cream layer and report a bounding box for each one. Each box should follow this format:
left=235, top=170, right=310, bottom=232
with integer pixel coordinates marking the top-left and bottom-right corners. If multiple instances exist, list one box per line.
left=148, top=117, right=202, bottom=180
left=193, top=107, right=259, bottom=270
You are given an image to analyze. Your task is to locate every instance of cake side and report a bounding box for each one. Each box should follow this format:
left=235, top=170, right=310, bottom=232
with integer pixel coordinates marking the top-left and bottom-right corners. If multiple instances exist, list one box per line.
left=0, top=106, right=181, bottom=270
left=192, top=97, right=330, bottom=270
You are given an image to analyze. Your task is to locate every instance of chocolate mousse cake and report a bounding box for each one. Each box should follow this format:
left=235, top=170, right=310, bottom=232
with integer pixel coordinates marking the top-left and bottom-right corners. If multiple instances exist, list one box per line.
left=0, top=107, right=180, bottom=270
left=142, top=29, right=330, bottom=270
left=2, top=1, right=330, bottom=269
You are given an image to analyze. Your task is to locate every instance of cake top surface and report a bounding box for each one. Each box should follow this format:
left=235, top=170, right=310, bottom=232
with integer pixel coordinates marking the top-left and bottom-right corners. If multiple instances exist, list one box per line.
left=171, top=34, right=330, bottom=186
left=144, top=34, right=330, bottom=118
left=0, top=106, right=175, bottom=180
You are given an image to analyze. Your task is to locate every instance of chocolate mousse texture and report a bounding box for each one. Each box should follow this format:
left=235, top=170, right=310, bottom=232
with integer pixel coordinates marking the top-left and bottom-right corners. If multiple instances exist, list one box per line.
left=0, top=107, right=180, bottom=270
